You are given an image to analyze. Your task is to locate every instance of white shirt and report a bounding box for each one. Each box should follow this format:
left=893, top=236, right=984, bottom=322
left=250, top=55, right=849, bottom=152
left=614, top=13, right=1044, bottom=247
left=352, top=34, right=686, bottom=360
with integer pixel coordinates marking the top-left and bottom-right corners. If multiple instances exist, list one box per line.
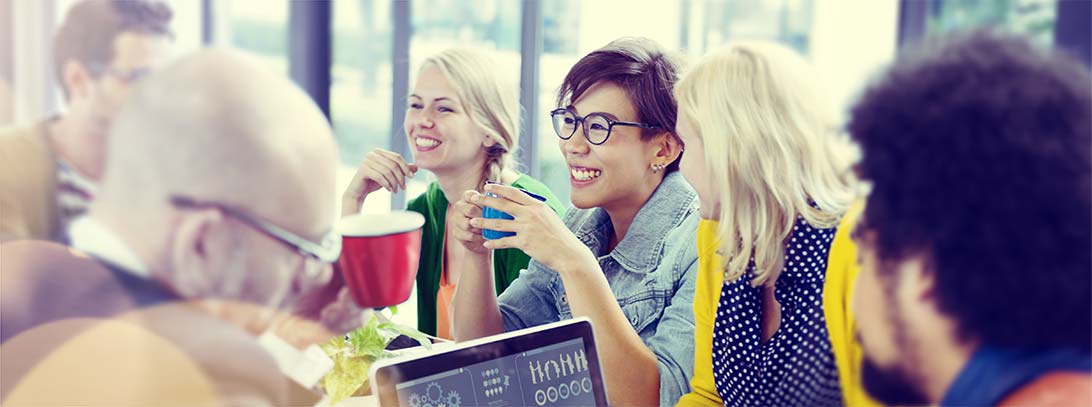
left=67, top=216, right=148, bottom=278
left=69, top=216, right=333, bottom=388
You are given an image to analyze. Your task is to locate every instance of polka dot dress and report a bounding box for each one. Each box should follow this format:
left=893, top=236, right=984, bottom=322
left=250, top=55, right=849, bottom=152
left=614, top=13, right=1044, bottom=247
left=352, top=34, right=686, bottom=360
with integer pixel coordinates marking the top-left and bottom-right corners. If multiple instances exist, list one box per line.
left=711, top=216, right=843, bottom=406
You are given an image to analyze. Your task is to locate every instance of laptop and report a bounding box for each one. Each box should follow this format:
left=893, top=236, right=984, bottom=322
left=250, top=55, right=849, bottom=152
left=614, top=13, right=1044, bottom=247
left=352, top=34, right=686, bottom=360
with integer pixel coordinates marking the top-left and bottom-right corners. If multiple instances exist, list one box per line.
left=370, top=318, right=607, bottom=406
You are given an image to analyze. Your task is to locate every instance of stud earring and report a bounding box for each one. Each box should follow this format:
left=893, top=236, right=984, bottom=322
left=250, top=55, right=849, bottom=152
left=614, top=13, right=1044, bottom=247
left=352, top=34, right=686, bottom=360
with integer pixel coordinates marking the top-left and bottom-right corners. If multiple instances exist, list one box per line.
left=651, top=163, right=665, bottom=173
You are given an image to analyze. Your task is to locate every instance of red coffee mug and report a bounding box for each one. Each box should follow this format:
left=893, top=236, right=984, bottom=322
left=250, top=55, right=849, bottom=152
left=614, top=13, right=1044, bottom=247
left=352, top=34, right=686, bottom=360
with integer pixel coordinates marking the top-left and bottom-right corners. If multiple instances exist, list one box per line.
left=337, top=211, right=425, bottom=308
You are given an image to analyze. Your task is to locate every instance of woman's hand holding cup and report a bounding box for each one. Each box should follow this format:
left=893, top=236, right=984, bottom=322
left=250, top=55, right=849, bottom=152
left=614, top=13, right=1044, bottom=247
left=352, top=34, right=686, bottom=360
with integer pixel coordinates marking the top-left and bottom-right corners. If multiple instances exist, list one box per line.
left=451, top=190, right=490, bottom=255
left=470, top=184, right=593, bottom=275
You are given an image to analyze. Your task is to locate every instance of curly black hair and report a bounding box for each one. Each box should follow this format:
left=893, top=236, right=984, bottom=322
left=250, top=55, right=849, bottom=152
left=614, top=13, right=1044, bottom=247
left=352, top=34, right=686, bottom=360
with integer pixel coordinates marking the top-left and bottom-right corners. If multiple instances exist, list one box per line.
left=849, top=30, right=1092, bottom=350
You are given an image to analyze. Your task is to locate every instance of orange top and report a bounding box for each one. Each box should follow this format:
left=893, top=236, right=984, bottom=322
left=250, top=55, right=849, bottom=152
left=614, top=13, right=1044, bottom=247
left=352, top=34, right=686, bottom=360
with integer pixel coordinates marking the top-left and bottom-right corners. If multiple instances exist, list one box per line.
left=999, top=372, right=1092, bottom=406
left=434, top=225, right=456, bottom=340
left=435, top=269, right=456, bottom=340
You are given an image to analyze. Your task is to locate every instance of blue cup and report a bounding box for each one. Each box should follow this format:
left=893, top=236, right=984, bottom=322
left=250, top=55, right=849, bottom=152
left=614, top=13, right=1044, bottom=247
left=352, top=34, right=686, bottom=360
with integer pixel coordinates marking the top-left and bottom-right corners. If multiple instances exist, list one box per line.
left=481, top=189, right=547, bottom=240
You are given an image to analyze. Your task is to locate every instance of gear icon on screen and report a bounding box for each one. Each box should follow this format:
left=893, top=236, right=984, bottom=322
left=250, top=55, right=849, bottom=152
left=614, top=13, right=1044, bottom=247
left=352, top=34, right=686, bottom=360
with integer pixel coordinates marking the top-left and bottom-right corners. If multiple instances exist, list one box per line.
left=445, top=390, right=462, bottom=407
left=426, top=382, right=443, bottom=404
left=408, top=393, right=427, bottom=407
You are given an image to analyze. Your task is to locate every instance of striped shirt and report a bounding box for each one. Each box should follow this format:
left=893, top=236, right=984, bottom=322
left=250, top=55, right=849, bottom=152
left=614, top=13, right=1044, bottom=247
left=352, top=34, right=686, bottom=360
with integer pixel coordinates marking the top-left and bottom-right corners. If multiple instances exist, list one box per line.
left=55, top=158, right=96, bottom=243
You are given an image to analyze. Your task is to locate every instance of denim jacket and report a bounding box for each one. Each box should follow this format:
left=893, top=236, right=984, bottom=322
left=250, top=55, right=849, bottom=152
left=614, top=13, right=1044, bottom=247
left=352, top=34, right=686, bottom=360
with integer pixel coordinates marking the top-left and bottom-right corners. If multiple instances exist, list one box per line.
left=497, top=172, right=701, bottom=405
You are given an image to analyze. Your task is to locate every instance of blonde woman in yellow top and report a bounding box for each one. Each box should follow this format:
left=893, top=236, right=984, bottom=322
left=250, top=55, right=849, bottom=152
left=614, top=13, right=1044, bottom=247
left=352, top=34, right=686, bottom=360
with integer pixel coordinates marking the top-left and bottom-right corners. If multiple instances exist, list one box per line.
left=673, top=42, right=877, bottom=407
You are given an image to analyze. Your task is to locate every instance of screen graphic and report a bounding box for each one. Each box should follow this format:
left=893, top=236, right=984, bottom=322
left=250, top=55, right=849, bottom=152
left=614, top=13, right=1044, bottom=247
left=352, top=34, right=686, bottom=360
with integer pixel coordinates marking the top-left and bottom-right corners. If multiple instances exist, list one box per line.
left=395, top=338, right=595, bottom=407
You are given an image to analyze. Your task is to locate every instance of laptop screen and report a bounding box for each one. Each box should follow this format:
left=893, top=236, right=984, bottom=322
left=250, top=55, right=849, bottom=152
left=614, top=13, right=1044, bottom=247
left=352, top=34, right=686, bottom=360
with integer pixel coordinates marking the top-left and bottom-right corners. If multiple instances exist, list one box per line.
left=371, top=318, right=606, bottom=406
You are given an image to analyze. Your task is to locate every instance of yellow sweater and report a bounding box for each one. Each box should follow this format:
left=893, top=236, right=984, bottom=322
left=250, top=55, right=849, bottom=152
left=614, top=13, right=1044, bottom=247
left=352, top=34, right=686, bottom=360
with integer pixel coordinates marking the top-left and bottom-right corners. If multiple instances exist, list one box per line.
left=676, top=204, right=879, bottom=407
left=0, top=121, right=60, bottom=241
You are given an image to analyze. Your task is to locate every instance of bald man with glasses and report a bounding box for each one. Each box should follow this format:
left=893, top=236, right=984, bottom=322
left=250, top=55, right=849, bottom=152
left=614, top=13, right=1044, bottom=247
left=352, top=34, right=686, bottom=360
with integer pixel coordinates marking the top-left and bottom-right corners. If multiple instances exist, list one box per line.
left=1, top=48, right=357, bottom=405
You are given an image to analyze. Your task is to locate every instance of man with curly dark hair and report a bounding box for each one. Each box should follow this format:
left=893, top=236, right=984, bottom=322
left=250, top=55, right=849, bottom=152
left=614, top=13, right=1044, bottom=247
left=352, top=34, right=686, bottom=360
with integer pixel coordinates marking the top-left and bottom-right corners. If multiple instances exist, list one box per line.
left=848, top=30, right=1091, bottom=406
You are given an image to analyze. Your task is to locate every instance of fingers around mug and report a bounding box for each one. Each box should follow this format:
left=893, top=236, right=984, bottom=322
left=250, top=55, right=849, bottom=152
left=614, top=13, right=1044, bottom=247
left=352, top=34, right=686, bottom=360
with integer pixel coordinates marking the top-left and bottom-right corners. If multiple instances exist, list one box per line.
left=483, top=235, right=520, bottom=250
left=452, top=203, right=472, bottom=222
left=483, top=183, right=539, bottom=207
left=470, top=217, right=518, bottom=233
left=462, top=215, right=482, bottom=235
left=451, top=226, right=480, bottom=243
left=460, top=191, right=485, bottom=210
left=454, top=199, right=483, bottom=219
left=472, top=192, right=522, bottom=216
left=337, top=286, right=354, bottom=302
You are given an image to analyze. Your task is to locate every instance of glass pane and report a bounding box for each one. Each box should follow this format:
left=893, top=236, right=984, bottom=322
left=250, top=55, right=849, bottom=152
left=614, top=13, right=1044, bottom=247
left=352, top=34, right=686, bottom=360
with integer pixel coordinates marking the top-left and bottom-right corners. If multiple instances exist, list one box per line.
left=332, top=0, right=392, bottom=168
left=223, top=0, right=288, bottom=74
left=694, top=0, right=899, bottom=120
left=412, top=0, right=521, bottom=53
left=163, top=0, right=204, bottom=54
left=331, top=0, right=395, bottom=216
left=929, top=0, right=1057, bottom=46
left=697, top=0, right=815, bottom=55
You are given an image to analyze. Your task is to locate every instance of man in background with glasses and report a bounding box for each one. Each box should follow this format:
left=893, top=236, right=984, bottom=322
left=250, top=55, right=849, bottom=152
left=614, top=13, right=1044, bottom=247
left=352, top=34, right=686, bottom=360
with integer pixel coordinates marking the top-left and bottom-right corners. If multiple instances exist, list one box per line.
left=0, top=0, right=174, bottom=242
left=1, top=48, right=352, bottom=405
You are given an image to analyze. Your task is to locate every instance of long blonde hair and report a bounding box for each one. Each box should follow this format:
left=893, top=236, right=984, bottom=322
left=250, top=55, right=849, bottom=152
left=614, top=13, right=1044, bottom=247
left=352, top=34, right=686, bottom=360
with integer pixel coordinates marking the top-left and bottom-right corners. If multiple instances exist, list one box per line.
left=675, top=42, right=856, bottom=286
left=421, top=48, right=519, bottom=188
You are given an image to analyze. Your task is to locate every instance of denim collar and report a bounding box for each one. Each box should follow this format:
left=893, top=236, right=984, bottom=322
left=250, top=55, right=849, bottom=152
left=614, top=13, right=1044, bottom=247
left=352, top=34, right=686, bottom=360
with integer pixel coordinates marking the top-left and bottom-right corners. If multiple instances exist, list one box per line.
left=941, top=344, right=1092, bottom=406
left=572, top=172, right=697, bottom=274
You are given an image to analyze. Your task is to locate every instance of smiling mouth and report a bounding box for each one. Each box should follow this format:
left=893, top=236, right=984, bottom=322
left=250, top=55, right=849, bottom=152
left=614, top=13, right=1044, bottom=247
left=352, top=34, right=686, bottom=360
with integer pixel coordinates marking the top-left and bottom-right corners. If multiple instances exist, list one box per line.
left=570, top=166, right=602, bottom=181
left=414, top=137, right=441, bottom=149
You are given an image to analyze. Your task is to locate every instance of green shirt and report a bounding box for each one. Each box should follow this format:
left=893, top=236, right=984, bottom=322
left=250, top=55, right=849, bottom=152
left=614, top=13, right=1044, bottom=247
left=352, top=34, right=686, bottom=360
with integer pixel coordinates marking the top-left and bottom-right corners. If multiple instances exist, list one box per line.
left=406, top=174, right=565, bottom=335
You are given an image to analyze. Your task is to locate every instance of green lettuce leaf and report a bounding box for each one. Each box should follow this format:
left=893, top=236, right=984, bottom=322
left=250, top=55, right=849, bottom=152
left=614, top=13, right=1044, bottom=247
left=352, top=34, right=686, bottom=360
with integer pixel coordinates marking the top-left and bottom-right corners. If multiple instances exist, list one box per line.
left=347, top=315, right=397, bottom=359
left=320, top=336, right=374, bottom=406
left=319, top=313, right=432, bottom=405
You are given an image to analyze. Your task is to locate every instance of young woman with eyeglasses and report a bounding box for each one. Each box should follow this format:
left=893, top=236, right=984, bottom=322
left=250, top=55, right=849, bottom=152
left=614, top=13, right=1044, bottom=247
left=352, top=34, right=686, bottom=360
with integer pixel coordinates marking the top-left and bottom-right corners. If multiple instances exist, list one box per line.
left=449, top=37, right=701, bottom=406
left=340, top=48, right=564, bottom=339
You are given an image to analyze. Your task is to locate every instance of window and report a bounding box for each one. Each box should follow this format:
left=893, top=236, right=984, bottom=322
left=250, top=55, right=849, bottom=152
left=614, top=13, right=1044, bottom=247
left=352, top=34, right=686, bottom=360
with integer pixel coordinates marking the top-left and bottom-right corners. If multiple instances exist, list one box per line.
left=163, top=0, right=204, bottom=54
left=929, top=0, right=1057, bottom=46
left=331, top=0, right=394, bottom=210
left=411, top=0, right=522, bottom=55
left=690, top=0, right=815, bottom=56
left=221, top=0, right=288, bottom=74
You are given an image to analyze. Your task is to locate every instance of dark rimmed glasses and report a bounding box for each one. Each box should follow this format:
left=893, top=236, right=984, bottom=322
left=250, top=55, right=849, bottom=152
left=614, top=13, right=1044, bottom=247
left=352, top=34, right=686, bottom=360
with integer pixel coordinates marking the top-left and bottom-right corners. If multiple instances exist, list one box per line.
left=169, top=196, right=342, bottom=269
left=550, top=108, right=660, bottom=145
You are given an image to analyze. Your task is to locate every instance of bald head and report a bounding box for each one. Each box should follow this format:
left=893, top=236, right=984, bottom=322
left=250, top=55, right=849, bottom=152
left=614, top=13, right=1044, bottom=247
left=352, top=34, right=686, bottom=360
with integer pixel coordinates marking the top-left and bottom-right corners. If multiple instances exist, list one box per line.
left=97, top=48, right=338, bottom=239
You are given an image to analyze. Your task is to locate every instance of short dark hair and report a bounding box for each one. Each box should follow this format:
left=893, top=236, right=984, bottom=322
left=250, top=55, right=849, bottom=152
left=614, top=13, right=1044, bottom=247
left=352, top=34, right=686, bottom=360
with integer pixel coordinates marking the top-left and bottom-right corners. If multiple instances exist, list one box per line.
left=52, top=0, right=173, bottom=98
left=849, top=30, right=1091, bottom=350
left=556, top=37, right=684, bottom=172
